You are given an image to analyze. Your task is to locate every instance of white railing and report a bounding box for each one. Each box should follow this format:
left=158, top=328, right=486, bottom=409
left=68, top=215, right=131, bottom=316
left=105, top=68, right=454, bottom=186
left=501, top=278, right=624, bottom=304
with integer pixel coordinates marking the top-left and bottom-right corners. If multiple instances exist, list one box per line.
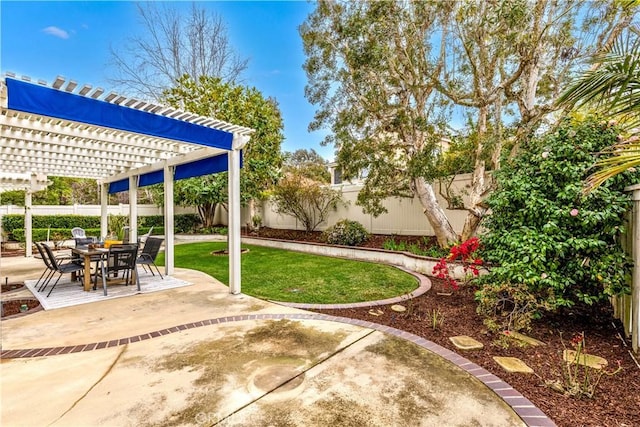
left=0, top=204, right=196, bottom=217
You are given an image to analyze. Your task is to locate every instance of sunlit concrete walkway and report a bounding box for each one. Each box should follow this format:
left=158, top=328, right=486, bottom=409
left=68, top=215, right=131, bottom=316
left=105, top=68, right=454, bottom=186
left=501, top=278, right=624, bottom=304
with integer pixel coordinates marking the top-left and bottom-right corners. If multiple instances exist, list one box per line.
left=1, top=256, right=554, bottom=427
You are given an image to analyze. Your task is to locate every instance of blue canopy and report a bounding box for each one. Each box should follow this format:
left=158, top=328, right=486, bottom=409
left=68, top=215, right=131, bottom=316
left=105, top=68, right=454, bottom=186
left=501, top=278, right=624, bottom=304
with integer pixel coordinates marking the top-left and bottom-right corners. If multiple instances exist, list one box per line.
left=6, top=78, right=234, bottom=150
left=108, top=154, right=243, bottom=194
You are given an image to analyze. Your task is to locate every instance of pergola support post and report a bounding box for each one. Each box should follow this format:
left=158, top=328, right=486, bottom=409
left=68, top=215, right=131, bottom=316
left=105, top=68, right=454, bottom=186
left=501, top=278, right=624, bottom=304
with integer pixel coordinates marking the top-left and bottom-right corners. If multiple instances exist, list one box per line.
left=228, top=147, right=242, bottom=294
left=24, top=190, right=32, bottom=257
left=100, top=183, right=108, bottom=239
left=129, top=176, right=138, bottom=243
left=163, top=163, right=175, bottom=276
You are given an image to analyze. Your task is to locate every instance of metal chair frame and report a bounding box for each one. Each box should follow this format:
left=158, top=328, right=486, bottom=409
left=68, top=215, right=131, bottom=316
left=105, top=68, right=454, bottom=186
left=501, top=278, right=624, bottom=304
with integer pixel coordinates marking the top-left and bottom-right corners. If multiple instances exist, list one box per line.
left=137, top=237, right=164, bottom=279
left=71, top=227, right=86, bottom=239
left=95, top=243, right=140, bottom=292
left=39, top=242, right=85, bottom=297
left=34, top=242, right=56, bottom=290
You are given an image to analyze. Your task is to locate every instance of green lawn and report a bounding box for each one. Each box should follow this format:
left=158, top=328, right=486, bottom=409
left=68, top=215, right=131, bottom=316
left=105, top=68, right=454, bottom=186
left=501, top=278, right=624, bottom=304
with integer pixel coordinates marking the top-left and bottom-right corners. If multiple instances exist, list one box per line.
left=156, top=242, right=417, bottom=304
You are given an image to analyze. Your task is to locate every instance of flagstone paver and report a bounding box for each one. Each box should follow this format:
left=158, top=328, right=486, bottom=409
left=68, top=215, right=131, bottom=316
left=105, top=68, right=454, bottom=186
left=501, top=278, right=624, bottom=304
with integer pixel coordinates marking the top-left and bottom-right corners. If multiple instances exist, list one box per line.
left=563, top=350, right=608, bottom=369
left=503, top=331, right=546, bottom=347
left=449, top=335, right=484, bottom=350
left=493, top=356, right=535, bottom=374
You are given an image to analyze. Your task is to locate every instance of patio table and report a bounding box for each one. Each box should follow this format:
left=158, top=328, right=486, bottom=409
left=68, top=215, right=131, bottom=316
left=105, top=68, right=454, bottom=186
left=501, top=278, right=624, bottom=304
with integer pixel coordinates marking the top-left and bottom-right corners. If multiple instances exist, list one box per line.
left=71, top=246, right=108, bottom=292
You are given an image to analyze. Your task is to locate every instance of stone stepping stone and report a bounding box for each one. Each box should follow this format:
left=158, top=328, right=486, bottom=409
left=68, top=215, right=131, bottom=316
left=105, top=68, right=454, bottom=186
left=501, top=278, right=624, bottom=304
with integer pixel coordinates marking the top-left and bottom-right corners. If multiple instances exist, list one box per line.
left=368, top=309, right=384, bottom=317
left=449, top=335, right=484, bottom=350
left=502, top=330, right=546, bottom=346
left=563, top=350, right=608, bottom=370
left=493, top=356, right=534, bottom=374
left=390, top=304, right=406, bottom=312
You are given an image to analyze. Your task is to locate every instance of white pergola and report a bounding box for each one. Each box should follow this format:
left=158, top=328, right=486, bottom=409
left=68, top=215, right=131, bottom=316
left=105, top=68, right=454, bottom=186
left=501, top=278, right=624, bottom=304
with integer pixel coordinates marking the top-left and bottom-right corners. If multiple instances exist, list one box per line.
left=0, top=73, right=253, bottom=294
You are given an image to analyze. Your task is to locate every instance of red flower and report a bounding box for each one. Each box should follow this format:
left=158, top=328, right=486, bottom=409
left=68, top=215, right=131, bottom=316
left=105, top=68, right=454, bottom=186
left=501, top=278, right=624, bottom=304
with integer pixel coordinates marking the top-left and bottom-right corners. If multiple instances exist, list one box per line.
left=570, top=333, right=584, bottom=347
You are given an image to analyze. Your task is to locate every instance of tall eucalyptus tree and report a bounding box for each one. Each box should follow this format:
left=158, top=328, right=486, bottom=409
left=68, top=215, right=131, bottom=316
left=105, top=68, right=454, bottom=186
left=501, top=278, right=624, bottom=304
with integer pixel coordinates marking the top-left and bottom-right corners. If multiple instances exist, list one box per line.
left=301, top=0, right=634, bottom=246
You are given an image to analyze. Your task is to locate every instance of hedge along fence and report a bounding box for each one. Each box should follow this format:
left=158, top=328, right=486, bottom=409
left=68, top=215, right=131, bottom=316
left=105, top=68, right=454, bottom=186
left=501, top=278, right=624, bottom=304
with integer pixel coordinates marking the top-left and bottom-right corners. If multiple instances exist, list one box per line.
left=10, top=227, right=166, bottom=243
left=2, top=213, right=200, bottom=242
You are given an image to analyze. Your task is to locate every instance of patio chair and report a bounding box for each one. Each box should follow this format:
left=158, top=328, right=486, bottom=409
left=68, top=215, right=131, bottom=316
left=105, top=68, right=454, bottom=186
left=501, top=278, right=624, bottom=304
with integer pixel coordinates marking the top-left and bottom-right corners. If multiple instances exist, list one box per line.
left=138, top=226, right=153, bottom=245
left=39, top=242, right=85, bottom=297
left=35, top=242, right=80, bottom=289
left=96, top=243, right=140, bottom=292
left=74, top=237, right=95, bottom=248
left=136, top=237, right=164, bottom=279
left=71, top=227, right=86, bottom=239
left=34, top=242, right=56, bottom=290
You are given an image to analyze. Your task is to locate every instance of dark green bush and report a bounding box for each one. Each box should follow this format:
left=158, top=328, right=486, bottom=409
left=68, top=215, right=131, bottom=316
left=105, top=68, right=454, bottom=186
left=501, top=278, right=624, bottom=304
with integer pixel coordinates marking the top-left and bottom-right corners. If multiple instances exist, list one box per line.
left=477, top=117, right=639, bottom=330
left=2, top=213, right=196, bottom=240
left=174, top=214, right=202, bottom=233
left=323, top=219, right=370, bottom=246
left=199, top=226, right=228, bottom=235
left=140, top=215, right=166, bottom=228
left=1, top=215, right=24, bottom=233
left=2, top=214, right=100, bottom=234
left=12, top=228, right=72, bottom=242
left=145, top=227, right=164, bottom=236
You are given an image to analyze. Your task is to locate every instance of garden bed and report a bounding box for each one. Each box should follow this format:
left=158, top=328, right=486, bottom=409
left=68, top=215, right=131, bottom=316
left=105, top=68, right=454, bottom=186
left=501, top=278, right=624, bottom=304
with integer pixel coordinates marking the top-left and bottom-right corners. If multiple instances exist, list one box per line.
left=1, top=282, right=26, bottom=294
left=250, top=227, right=640, bottom=427
left=1, top=298, right=42, bottom=319
left=245, top=227, right=438, bottom=253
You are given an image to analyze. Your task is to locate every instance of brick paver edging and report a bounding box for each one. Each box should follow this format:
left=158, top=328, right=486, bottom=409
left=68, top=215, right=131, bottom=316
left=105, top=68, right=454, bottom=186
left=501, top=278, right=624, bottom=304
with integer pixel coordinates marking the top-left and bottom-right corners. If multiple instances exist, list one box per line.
left=268, top=266, right=432, bottom=310
left=0, top=312, right=555, bottom=427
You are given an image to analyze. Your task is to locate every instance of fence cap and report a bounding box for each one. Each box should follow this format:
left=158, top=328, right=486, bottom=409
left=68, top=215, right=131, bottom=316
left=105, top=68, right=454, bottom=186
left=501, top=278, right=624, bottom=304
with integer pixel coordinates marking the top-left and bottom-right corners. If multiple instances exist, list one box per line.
left=625, top=184, right=640, bottom=198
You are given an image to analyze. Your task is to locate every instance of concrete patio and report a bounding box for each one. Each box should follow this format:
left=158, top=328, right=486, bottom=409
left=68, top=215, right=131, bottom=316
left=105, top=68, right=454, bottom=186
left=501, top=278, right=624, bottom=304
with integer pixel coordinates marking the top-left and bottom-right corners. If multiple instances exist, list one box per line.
left=0, top=255, right=554, bottom=426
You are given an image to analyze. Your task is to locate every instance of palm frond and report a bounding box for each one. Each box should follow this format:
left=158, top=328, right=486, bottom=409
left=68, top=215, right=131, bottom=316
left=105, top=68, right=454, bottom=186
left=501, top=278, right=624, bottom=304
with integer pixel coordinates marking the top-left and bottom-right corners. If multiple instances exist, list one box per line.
left=584, top=140, right=640, bottom=193
left=559, top=35, right=640, bottom=124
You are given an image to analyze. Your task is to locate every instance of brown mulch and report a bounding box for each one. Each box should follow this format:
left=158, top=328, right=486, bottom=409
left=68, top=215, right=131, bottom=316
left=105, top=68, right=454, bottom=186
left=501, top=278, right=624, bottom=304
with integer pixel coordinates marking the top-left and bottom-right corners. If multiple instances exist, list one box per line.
left=245, top=227, right=437, bottom=250
left=1, top=298, right=41, bottom=318
left=251, top=228, right=640, bottom=427
left=1, top=282, right=26, bottom=293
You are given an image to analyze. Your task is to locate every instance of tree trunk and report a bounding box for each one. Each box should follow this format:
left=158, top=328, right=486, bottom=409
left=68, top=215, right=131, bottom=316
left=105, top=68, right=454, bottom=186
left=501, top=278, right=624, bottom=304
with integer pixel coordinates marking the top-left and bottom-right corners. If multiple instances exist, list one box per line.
left=461, top=104, right=490, bottom=241
left=247, top=198, right=257, bottom=230
left=413, top=177, right=458, bottom=247
left=460, top=163, right=488, bottom=241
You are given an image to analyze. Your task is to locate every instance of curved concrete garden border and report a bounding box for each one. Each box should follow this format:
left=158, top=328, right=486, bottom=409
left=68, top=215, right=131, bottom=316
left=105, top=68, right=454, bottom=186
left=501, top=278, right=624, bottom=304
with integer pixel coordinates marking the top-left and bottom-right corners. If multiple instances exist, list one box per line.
left=242, top=236, right=473, bottom=280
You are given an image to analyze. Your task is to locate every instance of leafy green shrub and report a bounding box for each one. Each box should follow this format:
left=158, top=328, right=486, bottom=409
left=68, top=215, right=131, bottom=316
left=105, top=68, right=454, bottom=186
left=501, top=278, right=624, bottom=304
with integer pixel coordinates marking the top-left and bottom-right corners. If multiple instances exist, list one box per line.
left=1, top=214, right=101, bottom=234
left=2, top=213, right=196, bottom=241
left=382, top=237, right=448, bottom=258
left=477, top=117, right=639, bottom=330
left=382, top=238, right=407, bottom=251
left=12, top=228, right=102, bottom=242
left=174, top=214, right=202, bottom=233
left=271, top=172, right=344, bottom=232
left=108, top=214, right=128, bottom=239
left=139, top=215, right=165, bottom=228
left=12, top=228, right=71, bottom=242
left=476, top=282, right=552, bottom=333
left=1, top=215, right=24, bottom=233
left=323, top=219, right=370, bottom=246
left=199, top=226, right=228, bottom=235
left=33, top=215, right=100, bottom=229
left=147, top=227, right=164, bottom=236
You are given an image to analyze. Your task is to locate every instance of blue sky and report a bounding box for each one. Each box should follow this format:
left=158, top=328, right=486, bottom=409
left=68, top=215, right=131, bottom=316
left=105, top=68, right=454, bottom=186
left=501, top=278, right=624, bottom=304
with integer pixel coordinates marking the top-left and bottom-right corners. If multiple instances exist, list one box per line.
left=0, top=0, right=334, bottom=160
